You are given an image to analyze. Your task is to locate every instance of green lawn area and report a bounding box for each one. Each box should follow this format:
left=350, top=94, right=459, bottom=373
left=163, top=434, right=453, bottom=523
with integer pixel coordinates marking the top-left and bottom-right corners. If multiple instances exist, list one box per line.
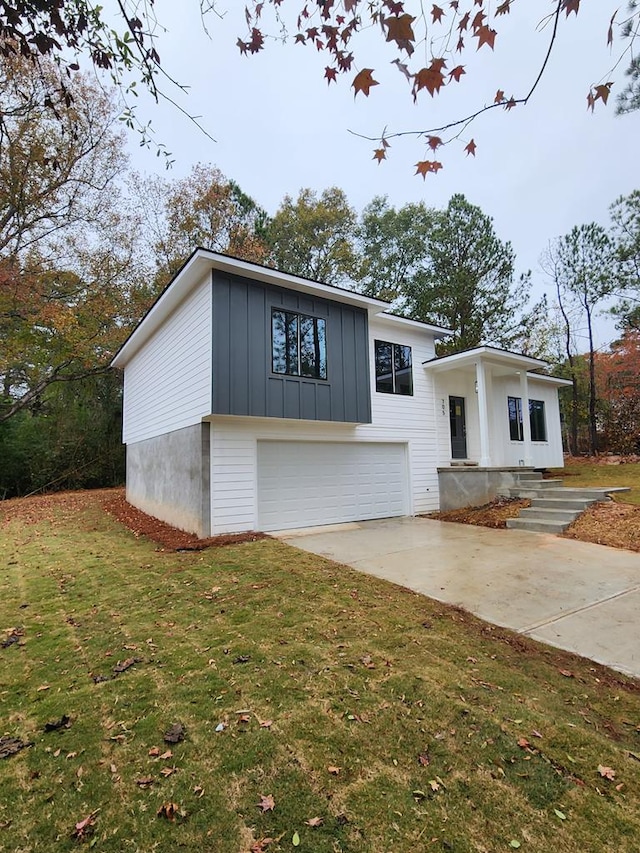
left=549, top=459, right=640, bottom=505
left=1, top=492, right=639, bottom=853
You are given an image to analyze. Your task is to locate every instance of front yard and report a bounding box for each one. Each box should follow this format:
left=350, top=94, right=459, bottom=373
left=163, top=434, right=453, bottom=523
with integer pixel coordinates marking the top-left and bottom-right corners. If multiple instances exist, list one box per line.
left=1, top=491, right=639, bottom=853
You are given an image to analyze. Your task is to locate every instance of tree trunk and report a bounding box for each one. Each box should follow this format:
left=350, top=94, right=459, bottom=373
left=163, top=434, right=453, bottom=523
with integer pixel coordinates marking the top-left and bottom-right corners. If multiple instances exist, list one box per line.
left=585, top=304, right=598, bottom=455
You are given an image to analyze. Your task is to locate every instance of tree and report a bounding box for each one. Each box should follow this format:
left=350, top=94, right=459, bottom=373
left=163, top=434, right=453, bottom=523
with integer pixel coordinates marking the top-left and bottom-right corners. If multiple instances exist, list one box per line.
left=131, top=164, right=270, bottom=289
left=0, top=56, right=143, bottom=422
left=595, top=329, right=640, bottom=453
left=403, top=194, right=529, bottom=354
left=0, top=55, right=125, bottom=257
left=609, top=189, right=640, bottom=329
left=357, top=196, right=435, bottom=302
left=267, top=187, right=359, bottom=284
left=555, top=223, right=620, bottom=454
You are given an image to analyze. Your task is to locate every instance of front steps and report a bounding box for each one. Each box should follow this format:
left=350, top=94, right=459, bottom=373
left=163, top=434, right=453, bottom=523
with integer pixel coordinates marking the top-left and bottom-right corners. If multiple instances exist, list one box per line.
left=504, top=472, right=629, bottom=534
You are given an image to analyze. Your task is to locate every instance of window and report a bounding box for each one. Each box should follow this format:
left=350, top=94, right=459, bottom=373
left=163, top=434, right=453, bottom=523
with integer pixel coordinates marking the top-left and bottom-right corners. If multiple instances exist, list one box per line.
left=508, top=396, right=523, bottom=441
left=375, top=340, right=413, bottom=396
left=507, top=396, right=547, bottom=442
left=529, top=399, right=546, bottom=442
left=272, top=309, right=327, bottom=379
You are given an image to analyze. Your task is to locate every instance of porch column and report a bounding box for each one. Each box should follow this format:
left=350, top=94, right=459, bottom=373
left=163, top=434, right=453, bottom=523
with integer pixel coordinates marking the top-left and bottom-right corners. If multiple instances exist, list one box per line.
left=475, top=360, right=492, bottom=467
left=519, top=370, right=533, bottom=466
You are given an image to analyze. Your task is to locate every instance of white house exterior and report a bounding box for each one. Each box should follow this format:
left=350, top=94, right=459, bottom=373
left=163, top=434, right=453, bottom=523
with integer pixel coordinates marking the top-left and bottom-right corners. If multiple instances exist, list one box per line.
left=112, top=250, right=571, bottom=536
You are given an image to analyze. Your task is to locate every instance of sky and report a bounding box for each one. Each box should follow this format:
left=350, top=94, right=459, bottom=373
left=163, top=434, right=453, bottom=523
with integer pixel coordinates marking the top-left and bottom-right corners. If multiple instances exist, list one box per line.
left=121, top=1, right=640, bottom=350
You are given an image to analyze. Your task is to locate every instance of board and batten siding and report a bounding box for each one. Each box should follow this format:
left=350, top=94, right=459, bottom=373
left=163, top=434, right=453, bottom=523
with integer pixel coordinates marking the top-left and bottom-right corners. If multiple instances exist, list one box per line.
left=122, top=274, right=212, bottom=445
left=209, top=317, right=441, bottom=534
left=491, top=376, right=565, bottom=468
left=211, top=271, right=371, bottom=424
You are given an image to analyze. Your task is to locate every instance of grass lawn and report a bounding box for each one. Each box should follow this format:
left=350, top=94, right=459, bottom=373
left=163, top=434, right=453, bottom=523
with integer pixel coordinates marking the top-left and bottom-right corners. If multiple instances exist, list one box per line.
left=1, top=492, right=639, bottom=853
left=549, top=458, right=640, bottom=506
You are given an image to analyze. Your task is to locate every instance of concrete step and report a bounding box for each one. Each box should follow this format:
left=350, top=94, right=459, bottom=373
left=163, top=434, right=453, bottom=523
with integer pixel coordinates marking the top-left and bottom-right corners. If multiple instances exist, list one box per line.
left=506, top=517, right=572, bottom=534
left=517, top=507, right=580, bottom=522
left=508, top=486, right=607, bottom=501
left=516, top=471, right=544, bottom=481
left=530, top=497, right=595, bottom=510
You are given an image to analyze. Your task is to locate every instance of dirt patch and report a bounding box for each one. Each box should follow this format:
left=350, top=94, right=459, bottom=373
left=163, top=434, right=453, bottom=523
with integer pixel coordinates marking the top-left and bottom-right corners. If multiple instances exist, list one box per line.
left=102, top=491, right=269, bottom=551
left=563, top=501, right=640, bottom=553
left=423, top=496, right=530, bottom=528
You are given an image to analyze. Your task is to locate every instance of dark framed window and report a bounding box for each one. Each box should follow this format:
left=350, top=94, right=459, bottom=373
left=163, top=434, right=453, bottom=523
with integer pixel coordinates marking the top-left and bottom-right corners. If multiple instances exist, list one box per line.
left=508, top=396, right=523, bottom=441
left=508, top=396, right=547, bottom=442
left=529, top=399, right=546, bottom=442
left=271, top=309, right=327, bottom=379
left=375, top=340, right=413, bottom=396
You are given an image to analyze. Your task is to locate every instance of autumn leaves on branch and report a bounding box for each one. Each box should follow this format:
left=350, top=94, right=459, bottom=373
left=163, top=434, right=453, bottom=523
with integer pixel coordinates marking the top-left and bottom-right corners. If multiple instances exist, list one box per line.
left=237, top=0, right=639, bottom=176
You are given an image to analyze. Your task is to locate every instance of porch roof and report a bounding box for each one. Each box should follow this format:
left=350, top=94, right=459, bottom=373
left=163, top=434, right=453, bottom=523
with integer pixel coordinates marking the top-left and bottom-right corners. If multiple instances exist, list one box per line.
left=422, top=345, right=571, bottom=384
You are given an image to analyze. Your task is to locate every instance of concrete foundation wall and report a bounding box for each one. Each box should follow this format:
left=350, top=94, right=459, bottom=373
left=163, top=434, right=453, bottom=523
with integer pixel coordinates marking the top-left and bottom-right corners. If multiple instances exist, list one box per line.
left=126, top=423, right=210, bottom=537
left=437, top=467, right=533, bottom=511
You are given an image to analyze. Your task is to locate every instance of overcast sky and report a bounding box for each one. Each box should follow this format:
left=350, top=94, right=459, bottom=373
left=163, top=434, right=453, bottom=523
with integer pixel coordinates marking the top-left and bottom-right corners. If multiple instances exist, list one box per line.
left=123, top=1, right=640, bottom=350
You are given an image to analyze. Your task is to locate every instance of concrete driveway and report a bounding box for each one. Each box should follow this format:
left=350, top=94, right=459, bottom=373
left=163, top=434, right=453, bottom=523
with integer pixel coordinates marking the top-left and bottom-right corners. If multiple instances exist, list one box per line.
left=277, top=517, right=640, bottom=679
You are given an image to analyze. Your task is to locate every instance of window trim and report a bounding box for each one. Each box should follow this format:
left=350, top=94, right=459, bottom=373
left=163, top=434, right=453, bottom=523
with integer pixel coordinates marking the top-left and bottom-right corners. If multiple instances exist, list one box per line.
left=271, top=307, right=327, bottom=381
left=374, top=339, right=414, bottom=396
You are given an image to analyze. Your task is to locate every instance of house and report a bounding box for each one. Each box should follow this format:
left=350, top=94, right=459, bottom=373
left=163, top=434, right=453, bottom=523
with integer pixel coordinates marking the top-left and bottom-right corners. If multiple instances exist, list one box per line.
left=111, top=249, right=571, bottom=536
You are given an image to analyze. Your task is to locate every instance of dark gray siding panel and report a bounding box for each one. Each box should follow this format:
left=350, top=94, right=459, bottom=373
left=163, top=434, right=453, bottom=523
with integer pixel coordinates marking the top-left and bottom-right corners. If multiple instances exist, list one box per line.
left=211, top=271, right=371, bottom=423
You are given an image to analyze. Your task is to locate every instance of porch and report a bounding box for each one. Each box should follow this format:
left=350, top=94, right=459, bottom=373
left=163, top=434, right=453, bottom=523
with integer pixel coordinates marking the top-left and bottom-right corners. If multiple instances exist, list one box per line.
left=423, top=346, right=572, bottom=510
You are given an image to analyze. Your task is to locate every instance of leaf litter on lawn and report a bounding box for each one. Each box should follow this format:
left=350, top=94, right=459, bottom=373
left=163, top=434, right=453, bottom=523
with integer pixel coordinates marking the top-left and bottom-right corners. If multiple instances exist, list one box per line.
left=0, top=489, right=639, bottom=853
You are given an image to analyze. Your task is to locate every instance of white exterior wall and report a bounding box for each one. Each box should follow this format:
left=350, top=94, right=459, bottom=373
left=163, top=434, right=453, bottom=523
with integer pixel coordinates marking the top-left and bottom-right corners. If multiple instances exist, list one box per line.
left=209, top=317, right=441, bottom=534
left=122, top=275, right=212, bottom=444
left=491, top=376, right=565, bottom=468
left=433, top=373, right=480, bottom=464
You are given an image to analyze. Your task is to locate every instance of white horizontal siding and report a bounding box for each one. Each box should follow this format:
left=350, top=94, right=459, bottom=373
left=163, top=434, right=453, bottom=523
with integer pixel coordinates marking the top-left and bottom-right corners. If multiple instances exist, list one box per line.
left=209, top=319, right=441, bottom=534
left=123, top=275, right=212, bottom=444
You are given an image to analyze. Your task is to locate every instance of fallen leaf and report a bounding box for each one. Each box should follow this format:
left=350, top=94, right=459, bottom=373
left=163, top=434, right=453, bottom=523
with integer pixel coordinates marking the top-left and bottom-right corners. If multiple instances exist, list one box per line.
left=327, top=765, right=341, bottom=775
left=72, top=810, right=99, bottom=839
left=36, top=684, right=50, bottom=692
left=554, top=808, right=567, bottom=820
left=532, top=730, right=543, bottom=739
left=193, top=785, right=205, bottom=798
left=559, top=669, right=574, bottom=678
left=250, top=839, right=274, bottom=853
left=259, top=719, right=273, bottom=729
left=163, top=723, right=185, bottom=744
left=428, top=779, right=441, bottom=792
left=0, top=736, right=33, bottom=760
left=113, top=657, right=140, bottom=674
left=159, top=749, right=173, bottom=760
left=157, top=802, right=181, bottom=821
left=418, top=752, right=430, bottom=766
left=509, top=842, right=521, bottom=849
left=258, top=794, right=275, bottom=812
left=598, top=764, right=616, bottom=780
left=44, top=715, right=71, bottom=732
left=160, top=766, right=177, bottom=777
left=148, top=746, right=160, bottom=757
left=109, top=763, right=117, bottom=774
left=305, top=816, right=323, bottom=827
left=517, top=737, right=531, bottom=749
left=292, top=831, right=301, bottom=846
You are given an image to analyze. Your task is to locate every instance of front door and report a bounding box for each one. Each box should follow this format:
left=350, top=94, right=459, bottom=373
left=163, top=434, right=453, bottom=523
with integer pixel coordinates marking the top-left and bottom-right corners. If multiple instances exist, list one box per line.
left=449, top=396, right=467, bottom=459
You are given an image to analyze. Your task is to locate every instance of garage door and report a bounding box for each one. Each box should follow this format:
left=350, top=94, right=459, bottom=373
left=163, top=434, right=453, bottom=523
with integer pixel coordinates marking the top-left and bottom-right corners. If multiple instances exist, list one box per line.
left=257, top=441, right=409, bottom=531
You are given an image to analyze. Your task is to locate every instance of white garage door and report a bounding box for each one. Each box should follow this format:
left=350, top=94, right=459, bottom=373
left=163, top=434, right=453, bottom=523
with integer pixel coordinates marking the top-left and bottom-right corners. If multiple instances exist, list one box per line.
left=257, top=441, right=409, bottom=531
